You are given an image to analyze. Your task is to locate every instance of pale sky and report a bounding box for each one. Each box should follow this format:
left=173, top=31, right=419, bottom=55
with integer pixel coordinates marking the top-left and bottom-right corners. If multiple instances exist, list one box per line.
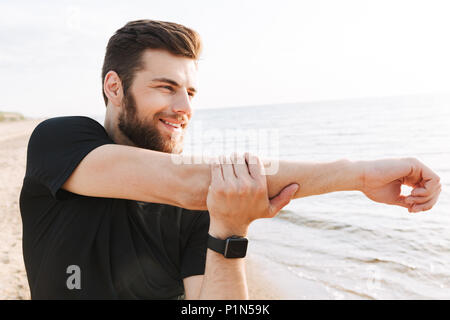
left=1, top=0, right=450, bottom=118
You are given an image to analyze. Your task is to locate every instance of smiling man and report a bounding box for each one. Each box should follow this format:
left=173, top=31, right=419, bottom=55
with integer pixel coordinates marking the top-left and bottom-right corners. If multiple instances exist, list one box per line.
left=20, top=20, right=442, bottom=300
left=104, top=49, right=196, bottom=154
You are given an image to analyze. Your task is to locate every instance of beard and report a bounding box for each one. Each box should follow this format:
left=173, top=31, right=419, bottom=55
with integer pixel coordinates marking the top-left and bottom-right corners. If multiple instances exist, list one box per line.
left=117, top=92, right=185, bottom=154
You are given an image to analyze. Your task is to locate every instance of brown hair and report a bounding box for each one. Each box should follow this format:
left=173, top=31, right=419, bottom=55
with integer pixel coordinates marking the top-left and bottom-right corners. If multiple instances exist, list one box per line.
left=101, top=19, right=202, bottom=106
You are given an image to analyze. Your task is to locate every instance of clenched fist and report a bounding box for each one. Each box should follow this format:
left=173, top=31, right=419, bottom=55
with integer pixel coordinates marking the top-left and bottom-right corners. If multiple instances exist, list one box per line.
left=360, top=157, right=442, bottom=213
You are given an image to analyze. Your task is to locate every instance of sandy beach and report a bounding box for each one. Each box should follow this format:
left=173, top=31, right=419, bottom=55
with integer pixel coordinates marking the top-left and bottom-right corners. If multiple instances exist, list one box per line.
left=0, top=118, right=43, bottom=299
left=0, top=118, right=283, bottom=300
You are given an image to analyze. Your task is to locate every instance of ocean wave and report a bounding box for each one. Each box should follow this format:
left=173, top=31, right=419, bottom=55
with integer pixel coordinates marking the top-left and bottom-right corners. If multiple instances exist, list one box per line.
left=277, top=210, right=376, bottom=234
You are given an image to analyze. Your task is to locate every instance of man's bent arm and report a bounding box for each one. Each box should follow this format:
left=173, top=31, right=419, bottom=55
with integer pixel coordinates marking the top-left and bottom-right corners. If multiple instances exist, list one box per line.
left=62, top=144, right=194, bottom=208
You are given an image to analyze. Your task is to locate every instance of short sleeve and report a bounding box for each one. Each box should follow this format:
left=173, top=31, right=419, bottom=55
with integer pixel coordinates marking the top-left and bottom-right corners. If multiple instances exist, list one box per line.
left=180, top=210, right=210, bottom=279
left=25, top=116, right=114, bottom=199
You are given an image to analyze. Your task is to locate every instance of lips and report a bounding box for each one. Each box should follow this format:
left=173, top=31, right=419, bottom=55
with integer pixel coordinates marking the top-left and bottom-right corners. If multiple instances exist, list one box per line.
left=159, top=118, right=184, bottom=133
left=159, top=116, right=187, bottom=128
left=160, top=119, right=181, bottom=127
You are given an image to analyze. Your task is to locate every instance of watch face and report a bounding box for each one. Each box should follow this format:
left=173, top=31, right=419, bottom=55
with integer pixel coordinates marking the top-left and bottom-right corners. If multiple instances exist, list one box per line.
left=224, top=238, right=248, bottom=258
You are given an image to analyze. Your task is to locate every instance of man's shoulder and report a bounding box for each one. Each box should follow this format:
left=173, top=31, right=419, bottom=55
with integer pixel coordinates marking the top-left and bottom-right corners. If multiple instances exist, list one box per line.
left=29, top=115, right=108, bottom=146
left=34, top=116, right=103, bottom=131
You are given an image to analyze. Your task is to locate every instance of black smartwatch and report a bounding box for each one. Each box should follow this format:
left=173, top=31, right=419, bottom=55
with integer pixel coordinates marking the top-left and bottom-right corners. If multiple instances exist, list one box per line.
left=207, top=234, right=248, bottom=258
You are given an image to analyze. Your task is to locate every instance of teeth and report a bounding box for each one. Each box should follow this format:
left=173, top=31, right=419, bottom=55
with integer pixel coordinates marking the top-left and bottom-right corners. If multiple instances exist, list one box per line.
left=161, top=120, right=181, bottom=128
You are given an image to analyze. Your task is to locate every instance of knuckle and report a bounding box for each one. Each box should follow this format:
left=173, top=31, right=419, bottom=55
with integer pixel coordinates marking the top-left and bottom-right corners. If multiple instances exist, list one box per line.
left=237, top=181, right=250, bottom=195
left=220, top=154, right=230, bottom=164
left=222, top=188, right=232, bottom=197
left=404, top=157, right=419, bottom=166
left=256, top=185, right=266, bottom=194
left=213, top=186, right=226, bottom=196
left=253, top=154, right=262, bottom=164
left=237, top=187, right=248, bottom=196
left=410, top=157, right=419, bottom=163
left=210, top=156, right=220, bottom=165
left=247, top=153, right=258, bottom=165
left=230, top=152, right=243, bottom=164
left=227, top=182, right=238, bottom=193
left=236, top=153, right=246, bottom=165
left=252, top=183, right=266, bottom=195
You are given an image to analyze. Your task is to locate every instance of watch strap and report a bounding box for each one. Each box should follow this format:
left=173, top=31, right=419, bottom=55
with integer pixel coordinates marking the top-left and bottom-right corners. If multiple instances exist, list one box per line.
left=207, top=234, right=227, bottom=255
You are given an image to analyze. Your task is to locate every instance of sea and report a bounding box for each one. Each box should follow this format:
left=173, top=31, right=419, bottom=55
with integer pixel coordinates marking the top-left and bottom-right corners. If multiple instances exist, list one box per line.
left=93, top=94, right=450, bottom=299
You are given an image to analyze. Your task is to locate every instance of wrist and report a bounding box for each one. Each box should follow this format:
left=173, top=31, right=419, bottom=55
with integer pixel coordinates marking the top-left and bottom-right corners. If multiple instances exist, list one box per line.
left=336, top=159, right=365, bottom=192
left=352, top=160, right=367, bottom=192
left=208, top=219, right=249, bottom=239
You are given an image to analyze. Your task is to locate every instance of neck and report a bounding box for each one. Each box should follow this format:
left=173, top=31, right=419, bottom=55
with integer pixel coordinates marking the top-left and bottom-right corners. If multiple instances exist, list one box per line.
left=103, top=105, right=135, bottom=147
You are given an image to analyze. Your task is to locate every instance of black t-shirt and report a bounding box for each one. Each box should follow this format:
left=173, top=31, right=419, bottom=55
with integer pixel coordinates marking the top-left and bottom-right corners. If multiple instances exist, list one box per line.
left=19, top=116, right=209, bottom=299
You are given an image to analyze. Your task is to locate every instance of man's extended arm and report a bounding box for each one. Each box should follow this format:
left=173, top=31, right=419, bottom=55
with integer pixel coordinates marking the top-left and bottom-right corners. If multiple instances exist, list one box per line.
left=63, top=145, right=441, bottom=213
left=62, top=145, right=360, bottom=208
left=182, top=155, right=441, bottom=213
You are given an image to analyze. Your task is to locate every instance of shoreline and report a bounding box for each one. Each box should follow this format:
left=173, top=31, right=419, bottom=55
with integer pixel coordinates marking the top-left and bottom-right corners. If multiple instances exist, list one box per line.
left=0, top=118, right=285, bottom=300
left=245, top=251, right=332, bottom=300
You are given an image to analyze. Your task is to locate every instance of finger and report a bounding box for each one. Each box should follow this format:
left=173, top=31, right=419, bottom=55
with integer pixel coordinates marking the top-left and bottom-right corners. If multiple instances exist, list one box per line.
left=410, top=184, right=442, bottom=211
left=419, top=163, right=441, bottom=195
left=424, top=177, right=441, bottom=195
left=405, top=194, right=435, bottom=205
left=395, top=195, right=412, bottom=209
left=231, top=152, right=250, bottom=178
left=268, top=183, right=299, bottom=217
left=411, top=187, right=427, bottom=197
left=409, top=192, right=440, bottom=213
left=210, top=156, right=223, bottom=183
left=220, top=154, right=236, bottom=181
left=245, top=153, right=268, bottom=192
left=411, top=180, right=441, bottom=197
left=245, top=152, right=266, bottom=182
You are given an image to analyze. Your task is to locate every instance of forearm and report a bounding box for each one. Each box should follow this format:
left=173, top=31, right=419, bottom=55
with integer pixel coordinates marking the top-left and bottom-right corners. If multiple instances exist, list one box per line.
left=266, top=158, right=363, bottom=199
left=177, top=155, right=364, bottom=210
left=198, top=249, right=248, bottom=300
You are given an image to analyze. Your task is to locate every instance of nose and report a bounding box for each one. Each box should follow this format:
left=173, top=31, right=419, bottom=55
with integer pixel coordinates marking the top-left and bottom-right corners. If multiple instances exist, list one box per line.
left=172, top=90, right=193, bottom=120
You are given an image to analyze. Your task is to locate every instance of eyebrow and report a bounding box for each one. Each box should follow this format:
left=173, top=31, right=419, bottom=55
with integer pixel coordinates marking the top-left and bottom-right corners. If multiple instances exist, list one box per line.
left=151, top=77, right=197, bottom=93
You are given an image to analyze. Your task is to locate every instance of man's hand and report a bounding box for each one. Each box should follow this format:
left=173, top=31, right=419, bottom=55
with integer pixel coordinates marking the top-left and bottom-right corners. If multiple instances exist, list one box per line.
left=207, top=152, right=299, bottom=238
left=360, top=157, right=442, bottom=213
left=197, top=152, right=299, bottom=300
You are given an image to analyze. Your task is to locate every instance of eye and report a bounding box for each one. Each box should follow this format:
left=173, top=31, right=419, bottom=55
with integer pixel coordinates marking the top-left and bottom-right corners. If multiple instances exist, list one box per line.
left=160, top=86, right=174, bottom=92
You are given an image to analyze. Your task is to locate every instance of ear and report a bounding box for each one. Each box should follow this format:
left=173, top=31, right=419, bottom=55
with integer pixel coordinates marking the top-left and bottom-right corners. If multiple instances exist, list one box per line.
left=103, top=71, right=124, bottom=107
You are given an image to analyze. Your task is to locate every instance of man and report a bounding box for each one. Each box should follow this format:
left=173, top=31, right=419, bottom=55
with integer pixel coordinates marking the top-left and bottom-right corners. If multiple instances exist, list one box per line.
left=20, top=20, right=441, bottom=300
